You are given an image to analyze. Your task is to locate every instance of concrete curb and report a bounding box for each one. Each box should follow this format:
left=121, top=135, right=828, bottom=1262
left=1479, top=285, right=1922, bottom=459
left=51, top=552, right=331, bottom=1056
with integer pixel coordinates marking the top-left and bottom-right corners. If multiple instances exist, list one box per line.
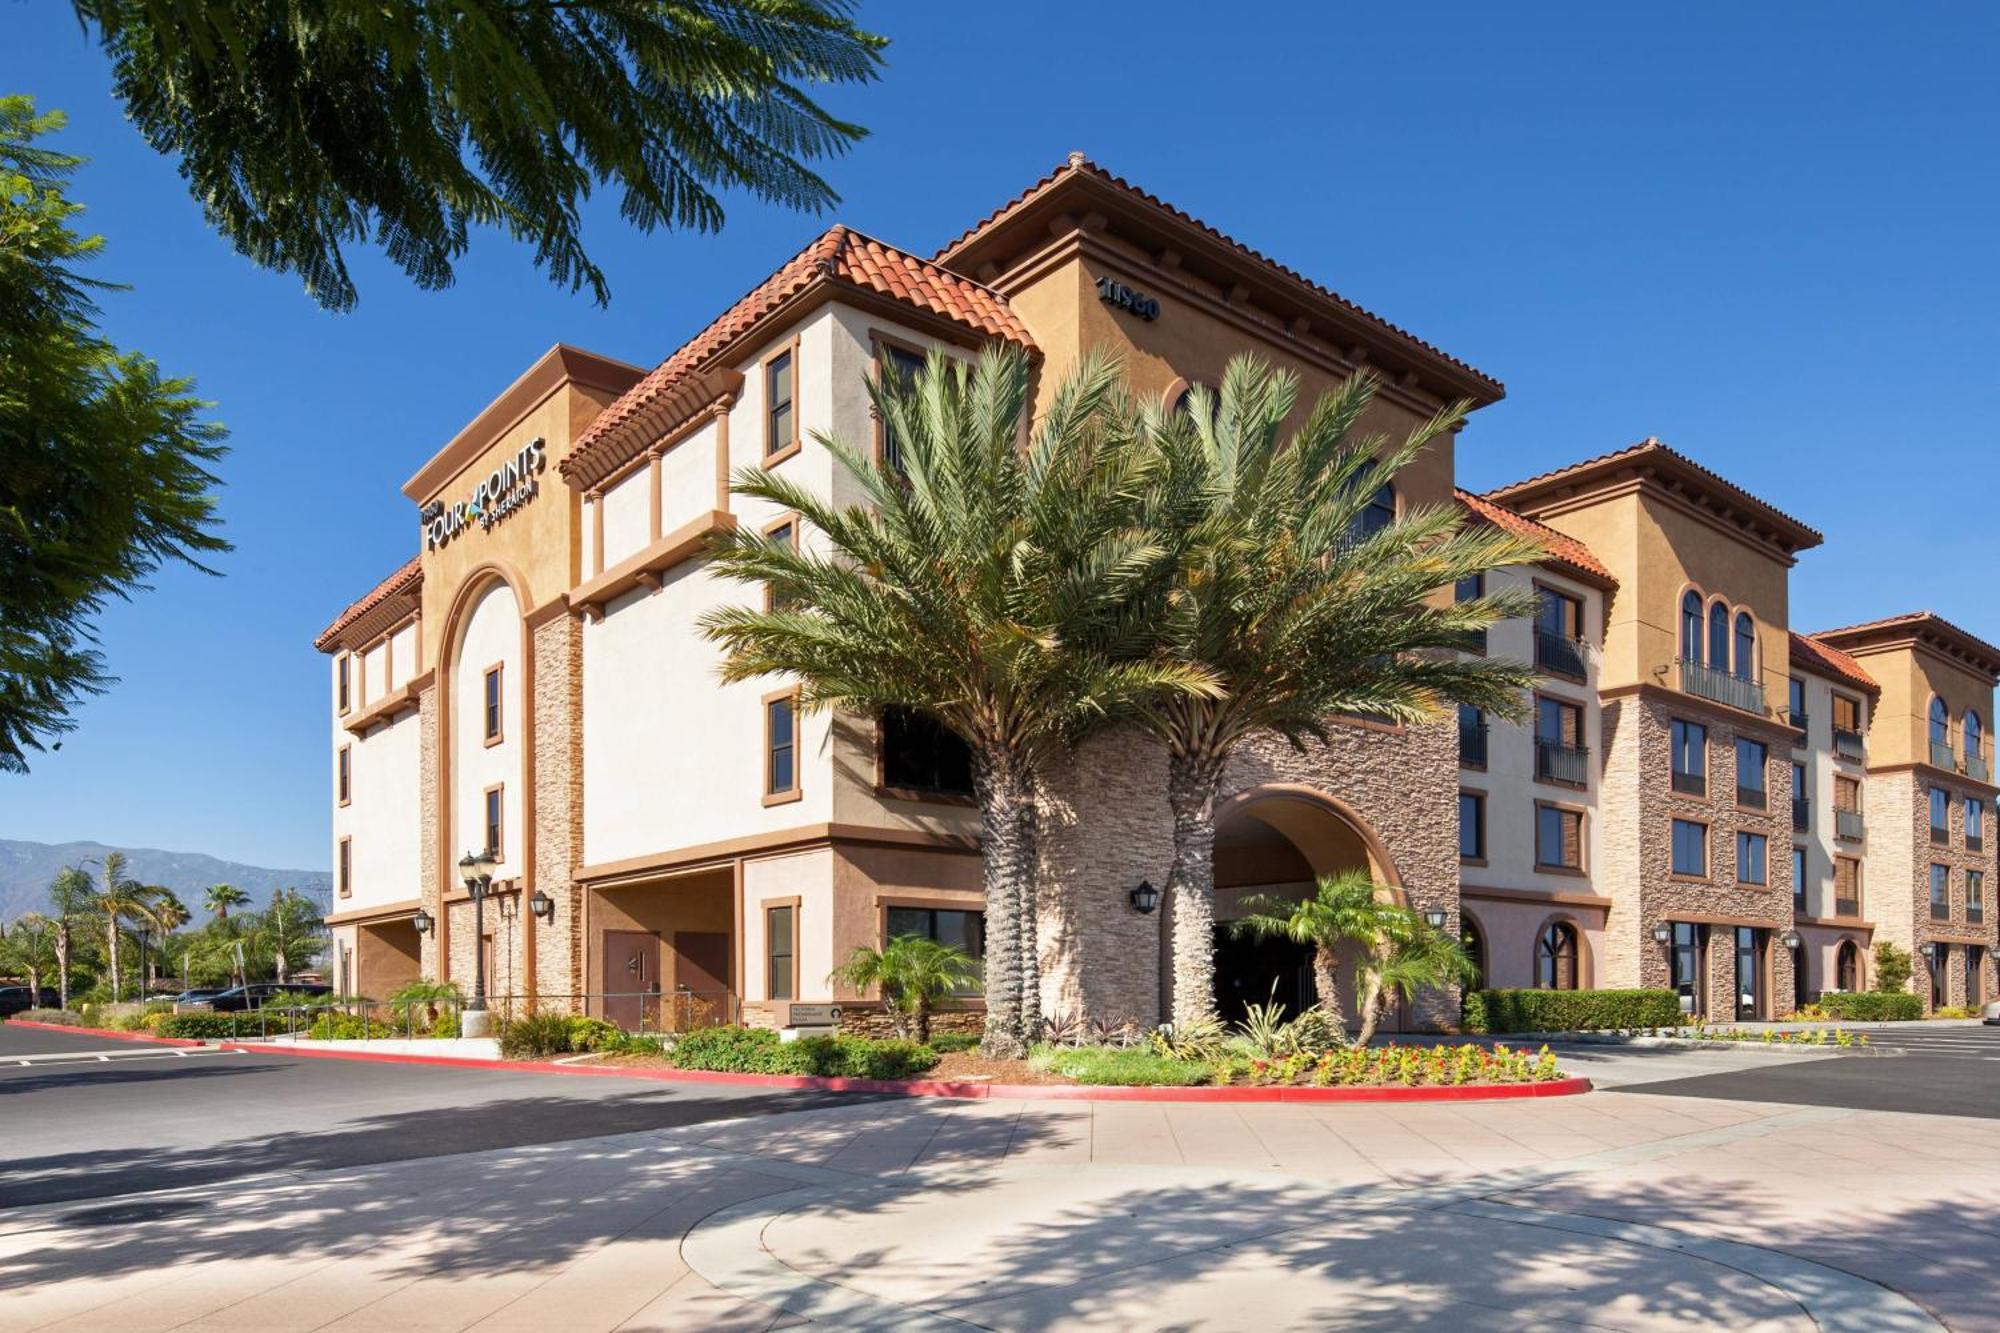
left=218, top=1039, right=1592, bottom=1102
left=3, top=1018, right=204, bottom=1048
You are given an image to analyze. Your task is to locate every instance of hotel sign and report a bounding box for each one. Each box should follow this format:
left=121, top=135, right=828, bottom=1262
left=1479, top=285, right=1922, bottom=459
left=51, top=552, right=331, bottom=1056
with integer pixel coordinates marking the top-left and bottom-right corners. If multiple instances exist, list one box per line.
left=1096, top=275, right=1160, bottom=321
left=421, top=438, right=546, bottom=550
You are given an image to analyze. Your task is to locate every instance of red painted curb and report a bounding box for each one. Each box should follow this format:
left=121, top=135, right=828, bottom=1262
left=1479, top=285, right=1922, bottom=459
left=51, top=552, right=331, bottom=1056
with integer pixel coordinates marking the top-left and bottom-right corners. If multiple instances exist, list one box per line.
left=216, top=1041, right=1592, bottom=1103
left=4, top=1018, right=204, bottom=1048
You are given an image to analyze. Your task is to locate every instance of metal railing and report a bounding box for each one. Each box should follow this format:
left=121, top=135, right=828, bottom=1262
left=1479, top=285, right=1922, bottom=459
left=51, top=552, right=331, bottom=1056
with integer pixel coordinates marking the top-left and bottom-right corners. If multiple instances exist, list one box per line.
left=219, top=989, right=741, bottom=1043
left=1788, top=709, right=1809, bottom=734
left=1535, top=739, right=1589, bottom=786
left=1792, top=797, right=1810, bottom=832
left=1835, top=808, right=1866, bottom=841
left=1678, top=659, right=1766, bottom=715
left=1535, top=629, right=1588, bottom=679
left=1833, top=727, right=1865, bottom=760
left=1458, top=719, right=1489, bottom=768
left=1932, top=740, right=1959, bottom=773
left=1672, top=769, right=1707, bottom=797
left=1736, top=782, right=1767, bottom=811
left=1834, top=893, right=1862, bottom=919
left=1970, top=752, right=1992, bottom=784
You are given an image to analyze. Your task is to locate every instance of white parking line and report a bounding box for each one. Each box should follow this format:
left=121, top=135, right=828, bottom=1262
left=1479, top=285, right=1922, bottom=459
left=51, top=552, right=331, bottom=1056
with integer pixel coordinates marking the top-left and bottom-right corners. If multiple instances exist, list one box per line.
left=6, top=1048, right=242, bottom=1068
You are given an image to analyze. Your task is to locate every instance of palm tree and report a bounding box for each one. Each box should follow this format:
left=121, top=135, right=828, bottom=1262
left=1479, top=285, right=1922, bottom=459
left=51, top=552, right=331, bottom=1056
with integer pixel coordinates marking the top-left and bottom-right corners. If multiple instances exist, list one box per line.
left=205, top=883, right=250, bottom=921
left=147, top=891, right=191, bottom=993
left=47, top=864, right=96, bottom=1007
left=95, top=853, right=171, bottom=1001
left=1233, top=871, right=1396, bottom=1034
left=701, top=347, right=1214, bottom=1058
left=258, top=888, right=326, bottom=986
left=1352, top=909, right=1478, bottom=1047
left=828, top=935, right=981, bottom=1044
left=2, top=913, right=58, bottom=999
left=1135, top=359, right=1544, bottom=1025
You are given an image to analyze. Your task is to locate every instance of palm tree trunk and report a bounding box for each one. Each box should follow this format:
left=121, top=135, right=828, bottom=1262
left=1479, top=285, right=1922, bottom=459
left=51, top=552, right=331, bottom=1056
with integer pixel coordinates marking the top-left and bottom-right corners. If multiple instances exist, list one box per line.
left=915, top=995, right=932, bottom=1045
left=974, top=754, right=1031, bottom=1059
left=1312, top=945, right=1345, bottom=1031
left=1014, top=799, right=1042, bottom=1043
left=1354, top=957, right=1388, bottom=1047
left=55, top=925, right=70, bottom=1008
left=1167, top=751, right=1225, bottom=1028
left=106, top=917, right=121, bottom=1002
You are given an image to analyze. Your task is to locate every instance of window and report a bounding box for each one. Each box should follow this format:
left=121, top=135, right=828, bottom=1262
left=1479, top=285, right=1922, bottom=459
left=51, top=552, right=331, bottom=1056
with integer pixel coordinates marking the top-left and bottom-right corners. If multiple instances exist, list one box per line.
left=1835, top=939, right=1860, bottom=991
left=1459, top=791, right=1486, bottom=861
left=1733, top=612, right=1756, bottom=682
left=337, top=655, right=352, bottom=713
left=1735, top=737, right=1767, bottom=808
left=1931, top=864, right=1951, bottom=921
left=885, top=906, right=984, bottom=993
left=482, top=664, right=503, bottom=745
left=1347, top=482, right=1395, bottom=543
left=1536, top=922, right=1580, bottom=990
left=1970, top=871, right=1985, bottom=925
left=338, top=837, right=352, bottom=898
left=1969, top=710, right=1985, bottom=762
left=1671, top=719, right=1706, bottom=795
left=762, top=517, right=798, bottom=611
left=881, top=706, right=974, bottom=798
left=1834, top=856, right=1862, bottom=916
left=1535, top=588, right=1586, bottom=677
left=1535, top=695, right=1586, bottom=785
left=1458, top=704, right=1488, bottom=768
left=1969, top=798, right=1985, bottom=851
left=1832, top=693, right=1862, bottom=734
left=1791, top=761, right=1808, bottom=830
left=1708, top=601, right=1730, bottom=672
left=764, top=346, right=797, bottom=462
left=1453, top=574, right=1486, bottom=655
left=1535, top=803, right=1583, bottom=870
left=765, top=692, right=799, bottom=801
left=1461, top=918, right=1486, bottom=991
left=1680, top=590, right=1704, bottom=665
left=1671, top=818, right=1708, bottom=877
left=483, top=785, right=503, bottom=859
left=1668, top=922, right=1705, bottom=1015
left=1930, top=786, right=1950, bottom=843
left=875, top=343, right=925, bottom=475
left=1792, top=846, right=1807, bottom=912
left=1930, top=696, right=1951, bottom=748
left=337, top=746, right=352, bottom=807
left=1736, top=831, right=1767, bottom=885
left=1788, top=676, right=1807, bottom=730
left=766, top=905, right=795, bottom=1001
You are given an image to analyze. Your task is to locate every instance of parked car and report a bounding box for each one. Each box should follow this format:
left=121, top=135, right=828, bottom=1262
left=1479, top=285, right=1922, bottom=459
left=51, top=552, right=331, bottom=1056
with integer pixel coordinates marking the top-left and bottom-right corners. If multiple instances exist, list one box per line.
left=195, top=983, right=333, bottom=1013
left=1983, top=1000, right=2000, bottom=1026
left=0, top=986, right=60, bottom=1017
left=169, top=988, right=229, bottom=1012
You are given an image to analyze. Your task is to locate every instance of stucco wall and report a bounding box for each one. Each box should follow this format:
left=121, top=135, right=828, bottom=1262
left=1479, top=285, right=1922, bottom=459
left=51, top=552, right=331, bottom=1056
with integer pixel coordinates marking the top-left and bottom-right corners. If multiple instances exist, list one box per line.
left=452, top=581, right=523, bottom=881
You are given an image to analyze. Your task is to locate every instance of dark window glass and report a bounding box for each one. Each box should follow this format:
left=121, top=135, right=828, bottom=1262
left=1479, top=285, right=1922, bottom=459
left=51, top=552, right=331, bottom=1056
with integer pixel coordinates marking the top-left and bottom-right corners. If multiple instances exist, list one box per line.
left=338, top=747, right=350, bottom=803
left=1930, top=697, right=1950, bottom=747
left=1536, top=922, right=1579, bottom=990
left=1932, top=864, right=1951, bottom=921
left=1680, top=591, right=1703, bottom=664
left=878, top=345, right=924, bottom=476
left=1930, top=786, right=1949, bottom=838
left=1737, top=831, right=1767, bottom=885
left=1536, top=805, right=1582, bottom=869
left=484, top=787, right=502, bottom=857
left=1736, top=737, right=1767, bottom=804
left=1347, top=482, right=1395, bottom=543
left=767, top=697, right=796, bottom=795
left=1459, top=792, right=1485, bottom=859
left=1668, top=922, right=1704, bottom=1015
left=484, top=666, right=502, bottom=741
left=767, top=906, right=794, bottom=1001
left=1792, top=847, right=1807, bottom=910
left=1733, top=612, right=1756, bottom=682
left=338, top=656, right=351, bottom=711
left=881, top=706, right=974, bottom=798
left=886, top=906, right=985, bottom=994
left=1671, top=719, right=1706, bottom=791
left=1708, top=602, right=1730, bottom=671
left=1672, top=819, right=1707, bottom=876
left=766, top=351, right=795, bottom=458
left=1789, top=676, right=1806, bottom=719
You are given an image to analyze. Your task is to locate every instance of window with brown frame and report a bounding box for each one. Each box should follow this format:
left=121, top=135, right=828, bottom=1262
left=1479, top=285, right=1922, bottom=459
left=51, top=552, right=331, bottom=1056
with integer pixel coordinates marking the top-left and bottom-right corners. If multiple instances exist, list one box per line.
left=765, top=692, right=800, bottom=801
left=1535, top=803, right=1583, bottom=871
left=767, top=904, right=796, bottom=1001
left=337, top=746, right=352, bottom=807
left=1671, top=817, right=1707, bottom=878
left=1831, top=694, right=1862, bottom=731
left=764, top=346, right=797, bottom=462
left=337, top=655, right=351, bottom=713
left=874, top=341, right=925, bottom=476
left=762, top=517, right=798, bottom=612
left=338, top=837, right=352, bottom=898
left=482, top=665, right=503, bottom=745
left=483, top=785, right=504, bottom=859
left=1459, top=791, right=1486, bottom=861
left=1834, top=855, right=1862, bottom=917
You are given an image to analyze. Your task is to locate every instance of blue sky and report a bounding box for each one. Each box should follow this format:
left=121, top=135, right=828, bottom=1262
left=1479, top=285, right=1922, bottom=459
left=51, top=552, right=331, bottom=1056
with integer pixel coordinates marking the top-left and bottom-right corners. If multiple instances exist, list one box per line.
left=3, top=2, right=1996, bottom=870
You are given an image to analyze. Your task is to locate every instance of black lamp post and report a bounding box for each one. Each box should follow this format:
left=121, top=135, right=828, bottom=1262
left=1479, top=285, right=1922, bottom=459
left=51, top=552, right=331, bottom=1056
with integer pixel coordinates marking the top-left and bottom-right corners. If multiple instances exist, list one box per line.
left=459, top=848, right=497, bottom=1013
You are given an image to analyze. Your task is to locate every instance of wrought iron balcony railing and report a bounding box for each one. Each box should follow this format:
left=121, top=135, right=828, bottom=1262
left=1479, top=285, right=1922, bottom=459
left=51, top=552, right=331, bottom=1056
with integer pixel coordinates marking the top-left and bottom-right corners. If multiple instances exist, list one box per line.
left=1932, top=740, right=1960, bottom=773
left=1835, top=808, right=1866, bottom=841
left=1536, top=629, right=1588, bottom=679
left=1535, top=740, right=1590, bottom=787
left=1833, top=727, right=1865, bottom=761
left=1792, top=797, right=1810, bottom=832
left=1678, top=658, right=1766, bottom=715
left=1458, top=719, right=1489, bottom=768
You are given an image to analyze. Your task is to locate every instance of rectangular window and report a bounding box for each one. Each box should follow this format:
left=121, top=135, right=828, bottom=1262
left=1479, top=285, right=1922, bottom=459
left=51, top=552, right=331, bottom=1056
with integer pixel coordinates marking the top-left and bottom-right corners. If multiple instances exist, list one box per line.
left=1930, top=786, right=1950, bottom=843
left=1968, top=798, right=1985, bottom=851
left=1832, top=694, right=1862, bottom=732
left=484, top=785, right=504, bottom=859
left=1534, top=588, right=1586, bottom=678
left=1792, top=846, right=1807, bottom=912
left=885, top=906, right=984, bottom=993
left=338, top=837, right=352, bottom=898
left=766, top=905, right=795, bottom=1001
left=762, top=517, right=798, bottom=612
left=337, top=655, right=351, bottom=713
left=765, top=347, right=797, bottom=461
left=1790, top=761, right=1809, bottom=831
left=1535, top=803, right=1582, bottom=871
left=1459, top=791, right=1486, bottom=861
left=483, top=665, right=503, bottom=745
left=1458, top=704, right=1488, bottom=768
left=876, top=342, right=924, bottom=476
left=337, top=746, right=352, bottom=807
left=881, top=705, right=974, bottom=798
left=1971, top=871, right=1985, bottom=924
left=1835, top=855, right=1862, bottom=917
left=1735, top=737, right=1768, bottom=808
left=1931, top=863, right=1951, bottom=921
left=1787, top=676, right=1807, bottom=730
left=1535, top=696, right=1587, bottom=786
left=1671, top=818, right=1708, bottom=878
left=1671, top=719, right=1707, bottom=795
left=765, top=692, right=799, bottom=801
left=1453, top=574, right=1487, bottom=655
left=1736, top=831, right=1767, bottom=885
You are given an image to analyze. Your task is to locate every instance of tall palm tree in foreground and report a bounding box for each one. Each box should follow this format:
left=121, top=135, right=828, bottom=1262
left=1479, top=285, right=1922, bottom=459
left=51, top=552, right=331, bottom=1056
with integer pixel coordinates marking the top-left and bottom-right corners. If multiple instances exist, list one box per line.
left=1139, top=359, right=1544, bottom=1026
left=95, top=852, right=171, bottom=1001
left=47, top=864, right=96, bottom=1007
left=702, top=347, right=1213, bottom=1057
left=2, top=913, right=58, bottom=1000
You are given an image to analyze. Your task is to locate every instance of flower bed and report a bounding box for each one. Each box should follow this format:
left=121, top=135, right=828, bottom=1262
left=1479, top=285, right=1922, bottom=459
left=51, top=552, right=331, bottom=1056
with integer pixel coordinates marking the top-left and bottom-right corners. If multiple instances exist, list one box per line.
left=1226, top=1042, right=1562, bottom=1088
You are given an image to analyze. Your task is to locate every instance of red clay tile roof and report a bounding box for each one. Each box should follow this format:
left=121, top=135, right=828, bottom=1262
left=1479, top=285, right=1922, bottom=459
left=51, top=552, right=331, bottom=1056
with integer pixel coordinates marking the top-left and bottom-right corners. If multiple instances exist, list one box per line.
left=1789, top=631, right=1879, bottom=695
left=936, top=155, right=1502, bottom=398
left=315, top=556, right=421, bottom=653
left=1811, top=611, right=2000, bottom=678
left=564, top=226, right=1033, bottom=483
left=1486, top=438, right=1823, bottom=552
left=1455, top=489, right=1616, bottom=587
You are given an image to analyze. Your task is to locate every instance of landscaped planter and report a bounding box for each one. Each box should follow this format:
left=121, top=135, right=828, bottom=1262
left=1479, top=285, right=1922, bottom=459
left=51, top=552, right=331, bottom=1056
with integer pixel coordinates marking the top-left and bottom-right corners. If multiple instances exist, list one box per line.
left=3, top=1017, right=204, bottom=1047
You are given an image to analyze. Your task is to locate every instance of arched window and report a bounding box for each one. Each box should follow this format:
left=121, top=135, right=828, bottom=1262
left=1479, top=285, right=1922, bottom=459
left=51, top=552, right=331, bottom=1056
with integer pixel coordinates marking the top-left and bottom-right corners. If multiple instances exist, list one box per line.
left=1968, top=711, right=1984, bottom=764
left=1733, top=612, right=1755, bottom=682
left=1835, top=939, right=1860, bottom=992
left=1536, top=922, right=1579, bottom=990
left=1708, top=602, right=1730, bottom=674
left=1461, top=918, right=1486, bottom=992
left=1680, top=590, right=1704, bottom=664
left=1348, top=482, right=1395, bottom=543
left=1931, top=697, right=1951, bottom=747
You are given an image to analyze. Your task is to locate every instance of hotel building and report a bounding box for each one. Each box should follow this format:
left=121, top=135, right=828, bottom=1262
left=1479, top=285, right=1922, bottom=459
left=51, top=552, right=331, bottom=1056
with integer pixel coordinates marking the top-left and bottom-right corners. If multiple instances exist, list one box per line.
left=317, top=156, right=1998, bottom=1032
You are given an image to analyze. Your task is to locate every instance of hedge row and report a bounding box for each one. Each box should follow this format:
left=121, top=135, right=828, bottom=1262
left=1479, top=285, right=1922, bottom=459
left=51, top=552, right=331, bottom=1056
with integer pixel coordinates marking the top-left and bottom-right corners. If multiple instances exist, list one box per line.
left=1813, top=991, right=1924, bottom=1021
left=155, top=1013, right=272, bottom=1039
left=1461, top=988, right=1683, bottom=1034
left=669, top=1025, right=939, bottom=1079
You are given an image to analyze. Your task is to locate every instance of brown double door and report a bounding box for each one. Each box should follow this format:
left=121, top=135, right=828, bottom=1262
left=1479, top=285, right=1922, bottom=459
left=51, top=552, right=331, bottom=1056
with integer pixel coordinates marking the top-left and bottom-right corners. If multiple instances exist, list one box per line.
left=602, top=929, right=732, bottom=1030
left=603, top=930, right=660, bottom=1030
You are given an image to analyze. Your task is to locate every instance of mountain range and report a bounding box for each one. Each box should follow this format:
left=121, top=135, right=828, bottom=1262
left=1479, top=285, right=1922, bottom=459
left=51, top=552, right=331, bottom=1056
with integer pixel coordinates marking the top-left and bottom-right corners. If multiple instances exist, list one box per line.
left=0, top=838, right=330, bottom=922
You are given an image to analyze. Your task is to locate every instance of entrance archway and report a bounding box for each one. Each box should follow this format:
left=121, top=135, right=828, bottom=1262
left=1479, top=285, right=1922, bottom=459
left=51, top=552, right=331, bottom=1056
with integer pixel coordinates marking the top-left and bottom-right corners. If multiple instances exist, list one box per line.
left=1210, top=786, right=1400, bottom=1030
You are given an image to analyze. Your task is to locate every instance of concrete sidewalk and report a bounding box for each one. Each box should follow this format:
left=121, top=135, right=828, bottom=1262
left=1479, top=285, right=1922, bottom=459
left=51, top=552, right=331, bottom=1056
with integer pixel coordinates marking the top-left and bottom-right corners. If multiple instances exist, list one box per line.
left=3, top=1078, right=1991, bottom=1331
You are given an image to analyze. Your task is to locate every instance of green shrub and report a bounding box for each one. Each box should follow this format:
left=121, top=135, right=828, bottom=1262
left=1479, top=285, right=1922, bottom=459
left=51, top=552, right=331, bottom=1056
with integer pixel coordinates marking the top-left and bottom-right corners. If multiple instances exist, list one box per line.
left=1872, top=943, right=1913, bottom=994
left=668, top=1025, right=940, bottom=1079
left=498, top=1013, right=578, bottom=1060
left=157, top=1012, right=267, bottom=1039
left=1461, top=988, right=1683, bottom=1034
left=306, top=1011, right=371, bottom=1040
left=1030, top=1045, right=1210, bottom=1087
left=1814, top=990, right=1923, bottom=1021
left=13, top=1008, right=79, bottom=1025
left=566, top=1016, right=624, bottom=1052
left=927, top=1032, right=981, bottom=1054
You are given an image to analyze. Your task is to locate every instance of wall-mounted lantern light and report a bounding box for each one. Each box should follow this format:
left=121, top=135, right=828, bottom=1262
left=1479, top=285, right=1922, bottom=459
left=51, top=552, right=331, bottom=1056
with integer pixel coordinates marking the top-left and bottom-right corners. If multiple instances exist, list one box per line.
left=529, top=889, right=556, bottom=922
left=412, top=908, right=434, bottom=935
left=1651, top=924, right=1672, bottom=945
left=1920, top=941, right=1938, bottom=960
left=1423, top=909, right=1448, bottom=930
left=1780, top=929, right=1802, bottom=950
left=1129, top=880, right=1160, bottom=915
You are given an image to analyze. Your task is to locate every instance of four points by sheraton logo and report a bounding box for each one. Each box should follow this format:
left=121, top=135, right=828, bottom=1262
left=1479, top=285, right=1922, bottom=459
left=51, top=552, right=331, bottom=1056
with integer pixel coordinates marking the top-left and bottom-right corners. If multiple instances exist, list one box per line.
left=419, top=438, right=547, bottom=551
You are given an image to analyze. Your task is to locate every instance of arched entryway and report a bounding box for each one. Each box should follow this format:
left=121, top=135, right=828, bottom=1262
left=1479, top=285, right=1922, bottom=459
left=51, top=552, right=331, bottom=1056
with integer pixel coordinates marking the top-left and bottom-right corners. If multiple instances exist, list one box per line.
left=1209, top=786, right=1400, bottom=1030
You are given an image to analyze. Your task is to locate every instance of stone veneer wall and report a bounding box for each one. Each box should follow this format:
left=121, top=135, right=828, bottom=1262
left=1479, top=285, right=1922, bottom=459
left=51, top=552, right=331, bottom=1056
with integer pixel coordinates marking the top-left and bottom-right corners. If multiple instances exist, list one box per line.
left=1875, top=769, right=1999, bottom=1010
left=532, top=612, right=585, bottom=1010
left=1600, top=694, right=1796, bottom=1016
left=1036, top=717, right=1460, bottom=1030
